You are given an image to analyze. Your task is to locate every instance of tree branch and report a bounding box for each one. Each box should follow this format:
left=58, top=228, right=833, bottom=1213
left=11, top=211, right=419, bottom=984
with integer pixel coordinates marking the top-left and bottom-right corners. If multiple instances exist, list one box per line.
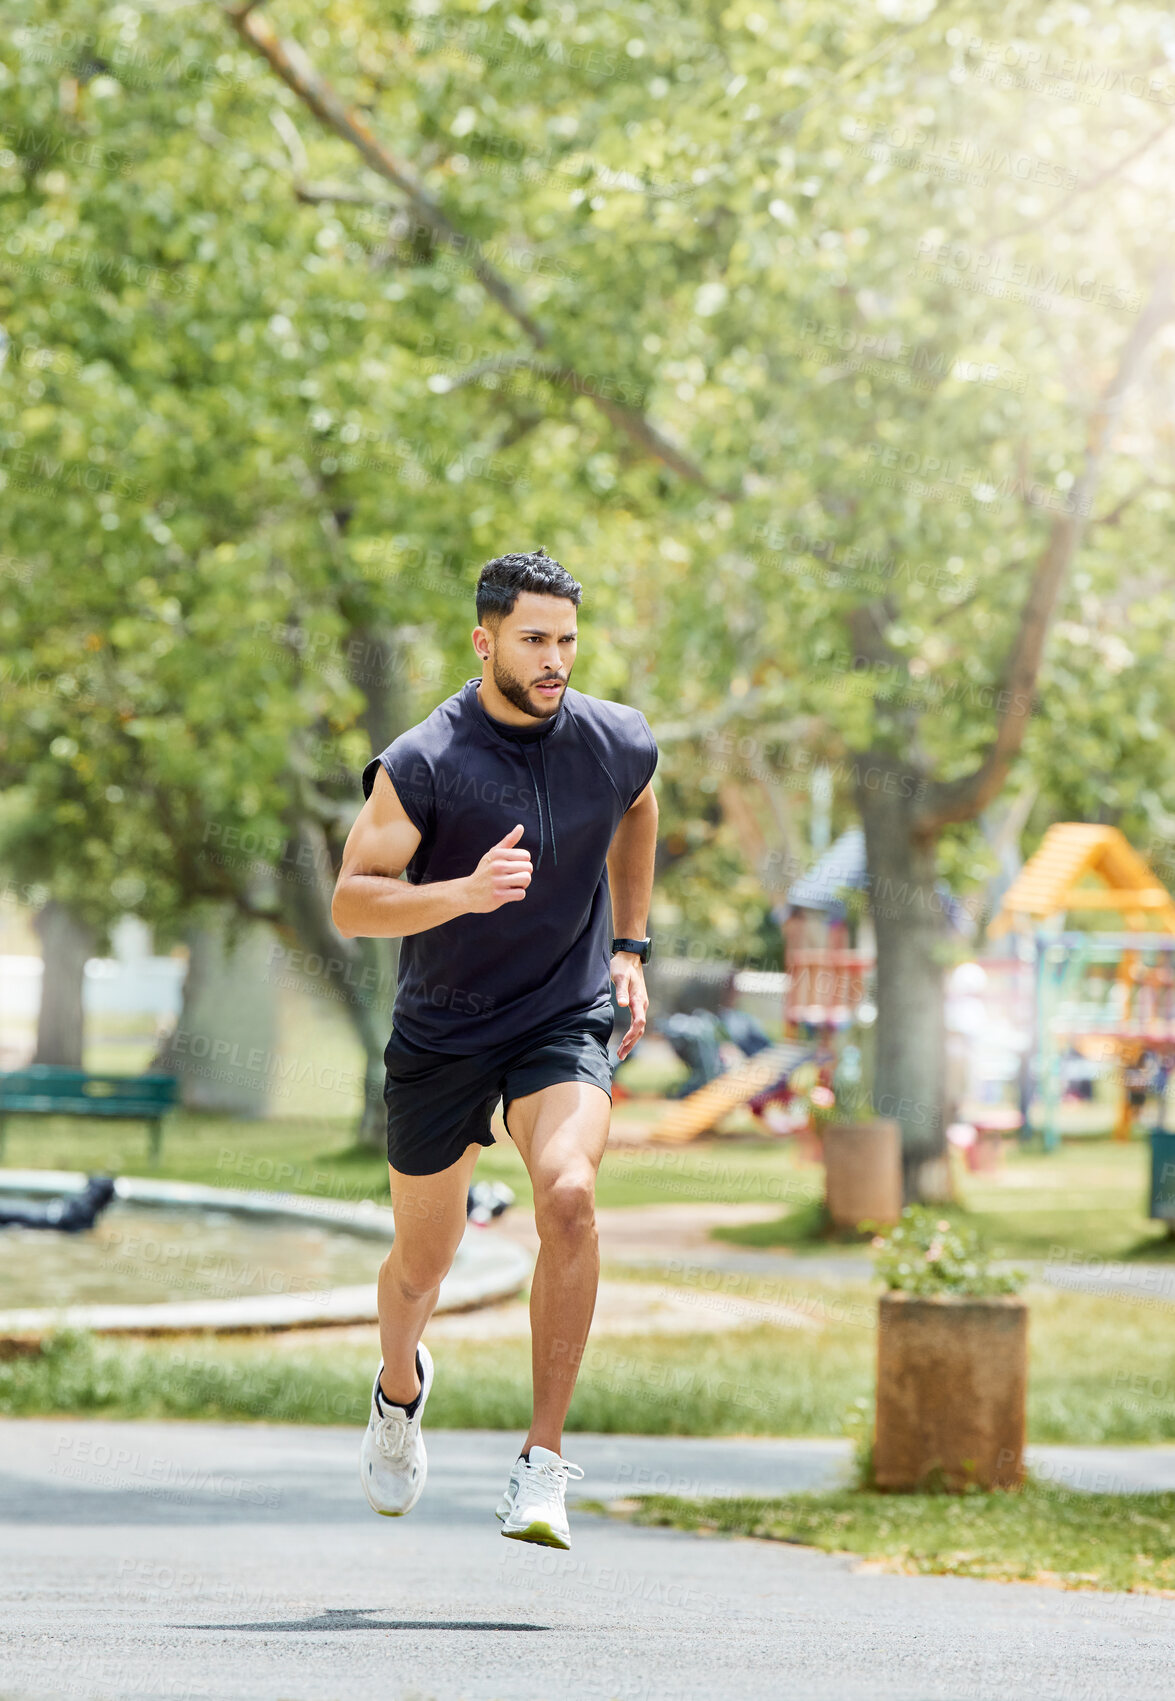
left=226, top=7, right=547, bottom=340
left=293, top=182, right=394, bottom=208
left=717, top=778, right=797, bottom=901
left=224, top=5, right=714, bottom=490
left=772, top=5, right=946, bottom=135
left=492, top=409, right=545, bottom=453
left=916, top=258, right=1175, bottom=834
left=926, top=555, right=1028, bottom=628
left=990, top=117, right=1175, bottom=249
left=846, top=598, right=901, bottom=670
left=1090, top=473, right=1154, bottom=530
left=438, top=354, right=553, bottom=391
left=654, top=693, right=818, bottom=745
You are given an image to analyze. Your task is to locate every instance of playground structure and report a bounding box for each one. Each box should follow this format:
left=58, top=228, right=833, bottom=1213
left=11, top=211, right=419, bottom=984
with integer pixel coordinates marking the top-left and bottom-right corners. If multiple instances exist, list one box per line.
left=646, top=996, right=832, bottom=1145
left=784, top=947, right=873, bottom=1034
left=646, top=822, right=1175, bottom=1167
left=647, top=832, right=875, bottom=1144
left=1030, top=932, right=1175, bottom=1148
left=649, top=1040, right=821, bottom=1145
left=990, top=824, right=1175, bottom=1151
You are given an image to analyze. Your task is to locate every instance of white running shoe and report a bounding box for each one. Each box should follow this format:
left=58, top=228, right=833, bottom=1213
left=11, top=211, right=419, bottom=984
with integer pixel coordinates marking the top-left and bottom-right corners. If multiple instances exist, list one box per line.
left=495, top=1454, right=525, bottom=1523
left=359, top=1343, right=434, bottom=1517
left=499, top=1443, right=585, bottom=1549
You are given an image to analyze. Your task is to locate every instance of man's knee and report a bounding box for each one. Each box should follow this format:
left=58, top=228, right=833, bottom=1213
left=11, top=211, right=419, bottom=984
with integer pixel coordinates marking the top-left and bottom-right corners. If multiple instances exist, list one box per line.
left=534, top=1170, right=597, bottom=1243
left=383, top=1240, right=452, bottom=1301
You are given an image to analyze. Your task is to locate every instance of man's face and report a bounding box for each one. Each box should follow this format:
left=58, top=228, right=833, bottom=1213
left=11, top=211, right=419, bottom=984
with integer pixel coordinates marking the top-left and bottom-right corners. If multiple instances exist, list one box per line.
left=482, top=591, right=578, bottom=720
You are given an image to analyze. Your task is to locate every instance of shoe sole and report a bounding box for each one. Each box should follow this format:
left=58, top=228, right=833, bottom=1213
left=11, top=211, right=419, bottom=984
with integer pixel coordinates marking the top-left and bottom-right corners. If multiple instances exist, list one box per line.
left=361, top=1449, right=428, bottom=1518
left=500, top=1519, right=570, bottom=1550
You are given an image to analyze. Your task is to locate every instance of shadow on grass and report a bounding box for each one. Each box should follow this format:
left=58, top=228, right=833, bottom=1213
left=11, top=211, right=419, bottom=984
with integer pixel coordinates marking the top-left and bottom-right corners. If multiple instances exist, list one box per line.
left=711, top=1199, right=1175, bottom=1264
left=709, top=1200, right=873, bottom=1251
left=1120, top=1230, right=1175, bottom=1261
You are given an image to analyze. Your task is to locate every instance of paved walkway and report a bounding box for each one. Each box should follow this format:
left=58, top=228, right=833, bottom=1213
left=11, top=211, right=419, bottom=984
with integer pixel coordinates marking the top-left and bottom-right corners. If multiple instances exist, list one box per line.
left=602, top=1241, right=1175, bottom=1302
left=489, top=1201, right=1175, bottom=1297
left=2, top=1421, right=1172, bottom=1701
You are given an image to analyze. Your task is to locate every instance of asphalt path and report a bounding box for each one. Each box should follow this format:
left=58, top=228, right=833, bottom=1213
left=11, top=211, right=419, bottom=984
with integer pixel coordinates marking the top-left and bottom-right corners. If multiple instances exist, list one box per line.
left=604, top=1243, right=1175, bottom=1304
left=2, top=1421, right=1173, bottom=1701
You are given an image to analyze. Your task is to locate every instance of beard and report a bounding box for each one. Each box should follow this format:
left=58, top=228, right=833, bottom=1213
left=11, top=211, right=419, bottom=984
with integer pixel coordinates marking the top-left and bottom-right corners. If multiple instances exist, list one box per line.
left=491, top=653, right=566, bottom=720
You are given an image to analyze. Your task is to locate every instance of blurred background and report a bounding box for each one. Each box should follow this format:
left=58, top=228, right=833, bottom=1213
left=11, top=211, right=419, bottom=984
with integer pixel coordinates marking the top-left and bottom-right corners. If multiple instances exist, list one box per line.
left=1, top=0, right=1175, bottom=1606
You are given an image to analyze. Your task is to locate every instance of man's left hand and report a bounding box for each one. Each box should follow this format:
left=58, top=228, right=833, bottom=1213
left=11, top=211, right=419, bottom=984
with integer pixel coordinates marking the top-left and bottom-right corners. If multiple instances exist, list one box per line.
left=611, top=953, right=648, bottom=1063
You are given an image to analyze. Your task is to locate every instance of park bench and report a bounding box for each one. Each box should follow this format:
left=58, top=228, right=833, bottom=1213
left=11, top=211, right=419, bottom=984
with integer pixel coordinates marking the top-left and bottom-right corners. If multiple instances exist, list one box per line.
left=0, top=1067, right=180, bottom=1163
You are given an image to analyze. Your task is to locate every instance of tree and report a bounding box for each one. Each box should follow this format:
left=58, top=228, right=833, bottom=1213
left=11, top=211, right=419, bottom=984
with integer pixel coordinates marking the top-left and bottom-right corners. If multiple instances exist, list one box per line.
left=4, top=0, right=1175, bottom=1175
left=211, top=1, right=1175, bottom=1191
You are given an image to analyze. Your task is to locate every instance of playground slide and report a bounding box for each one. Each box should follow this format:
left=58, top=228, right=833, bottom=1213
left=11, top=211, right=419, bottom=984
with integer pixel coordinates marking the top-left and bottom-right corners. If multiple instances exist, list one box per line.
left=650, top=1042, right=816, bottom=1144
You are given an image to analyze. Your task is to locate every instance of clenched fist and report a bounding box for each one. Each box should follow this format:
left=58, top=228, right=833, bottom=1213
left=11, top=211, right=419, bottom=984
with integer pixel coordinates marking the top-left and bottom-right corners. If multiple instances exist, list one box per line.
left=463, top=824, right=532, bottom=913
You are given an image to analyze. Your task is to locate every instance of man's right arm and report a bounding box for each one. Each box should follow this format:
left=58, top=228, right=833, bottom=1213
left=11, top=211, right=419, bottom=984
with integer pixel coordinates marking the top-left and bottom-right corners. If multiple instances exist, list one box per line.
left=331, top=764, right=532, bottom=939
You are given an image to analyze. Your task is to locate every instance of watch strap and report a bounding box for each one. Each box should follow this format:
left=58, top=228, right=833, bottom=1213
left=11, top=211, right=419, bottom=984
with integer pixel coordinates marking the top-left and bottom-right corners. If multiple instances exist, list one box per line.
left=612, top=936, right=652, bottom=963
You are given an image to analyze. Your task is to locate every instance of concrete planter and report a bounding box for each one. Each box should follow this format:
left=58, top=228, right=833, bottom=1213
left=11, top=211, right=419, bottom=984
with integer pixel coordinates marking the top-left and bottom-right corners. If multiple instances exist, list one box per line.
left=822, top=1119, right=903, bottom=1231
left=873, top=1291, right=1028, bottom=1491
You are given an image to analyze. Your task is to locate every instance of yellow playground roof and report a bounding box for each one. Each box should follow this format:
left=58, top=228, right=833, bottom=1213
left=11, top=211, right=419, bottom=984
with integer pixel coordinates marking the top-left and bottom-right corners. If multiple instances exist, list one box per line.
left=989, top=824, right=1175, bottom=937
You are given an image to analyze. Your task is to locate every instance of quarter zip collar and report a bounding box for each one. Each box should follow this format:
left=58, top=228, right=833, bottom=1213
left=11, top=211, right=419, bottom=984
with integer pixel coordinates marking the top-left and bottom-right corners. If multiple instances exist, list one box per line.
left=462, top=677, right=562, bottom=870
left=463, top=676, right=566, bottom=744
left=524, top=737, right=558, bottom=868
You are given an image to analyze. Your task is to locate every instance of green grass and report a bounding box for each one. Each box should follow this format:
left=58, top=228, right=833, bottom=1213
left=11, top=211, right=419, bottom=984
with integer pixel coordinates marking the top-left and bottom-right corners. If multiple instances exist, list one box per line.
left=6, top=1106, right=1162, bottom=1262
left=0, top=1321, right=864, bottom=1434
left=3, top=1117, right=1172, bottom=1442
left=0, top=1110, right=387, bottom=1196
left=4, top=1277, right=1173, bottom=1443
left=596, top=1270, right=1175, bottom=1445
left=712, top=1136, right=1175, bottom=1262
left=0, top=1108, right=827, bottom=1214
left=586, top=1481, right=1175, bottom=1595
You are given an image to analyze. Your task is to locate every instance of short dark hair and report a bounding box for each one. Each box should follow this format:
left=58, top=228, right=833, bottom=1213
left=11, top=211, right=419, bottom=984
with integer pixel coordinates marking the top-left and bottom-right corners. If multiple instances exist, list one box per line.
left=475, top=546, right=582, bottom=630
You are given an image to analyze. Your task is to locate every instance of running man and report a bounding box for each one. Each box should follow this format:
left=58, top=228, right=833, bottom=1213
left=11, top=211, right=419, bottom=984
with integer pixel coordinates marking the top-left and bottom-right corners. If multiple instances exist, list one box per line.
left=331, top=547, right=658, bottom=1549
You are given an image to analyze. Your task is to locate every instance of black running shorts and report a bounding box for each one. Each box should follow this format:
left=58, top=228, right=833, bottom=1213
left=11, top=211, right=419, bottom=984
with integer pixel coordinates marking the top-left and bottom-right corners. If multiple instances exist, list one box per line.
left=383, top=1002, right=616, bottom=1176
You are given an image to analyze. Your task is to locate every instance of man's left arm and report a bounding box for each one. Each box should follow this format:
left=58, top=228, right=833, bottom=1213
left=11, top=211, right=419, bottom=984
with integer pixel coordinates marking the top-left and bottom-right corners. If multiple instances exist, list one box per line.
left=606, top=780, right=658, bottom=1062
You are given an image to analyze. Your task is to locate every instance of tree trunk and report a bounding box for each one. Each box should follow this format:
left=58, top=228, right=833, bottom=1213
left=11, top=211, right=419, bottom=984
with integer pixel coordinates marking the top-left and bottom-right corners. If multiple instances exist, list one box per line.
left=275, top=814, right=397, bottom=1150
left=838, top=267, right=1175, bottom=1203
left=354, top=938, right=397, bottom=1150
left=147, top=910, right=279, bottom=1114
left=338, top=935, right=397, bottom=1152
left=856, top=771, right=953, bottom=1203
left=324, top=617, right=415, bottom=1149
left=31, top=899, right=96, bottom=1068
left=148, top=918, right=207, bottom=1076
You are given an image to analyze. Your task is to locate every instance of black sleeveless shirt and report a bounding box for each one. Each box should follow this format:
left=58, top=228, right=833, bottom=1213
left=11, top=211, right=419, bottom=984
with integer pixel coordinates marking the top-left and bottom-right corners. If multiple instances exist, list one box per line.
left=361, top=677, right=657, bottom=1052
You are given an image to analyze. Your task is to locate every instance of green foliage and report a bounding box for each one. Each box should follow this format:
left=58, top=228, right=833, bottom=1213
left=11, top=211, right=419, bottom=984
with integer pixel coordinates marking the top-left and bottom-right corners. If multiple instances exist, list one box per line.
left=2, top=0, right=1175, bottom=963
left=867, top=1203, right=1026, bottom=1296
left=840, top=1391, right=875, bottom=1488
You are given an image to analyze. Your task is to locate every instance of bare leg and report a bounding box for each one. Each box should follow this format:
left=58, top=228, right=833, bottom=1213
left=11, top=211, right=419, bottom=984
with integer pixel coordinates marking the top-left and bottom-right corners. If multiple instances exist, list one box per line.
left=378, top=1143, right=481, bottom=1404
left=504, top=1081, right=611, bottom=1455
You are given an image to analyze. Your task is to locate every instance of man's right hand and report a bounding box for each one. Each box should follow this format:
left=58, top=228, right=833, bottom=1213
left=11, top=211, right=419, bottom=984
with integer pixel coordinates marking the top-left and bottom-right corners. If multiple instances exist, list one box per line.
left=463, top=824, right=532, bottom=913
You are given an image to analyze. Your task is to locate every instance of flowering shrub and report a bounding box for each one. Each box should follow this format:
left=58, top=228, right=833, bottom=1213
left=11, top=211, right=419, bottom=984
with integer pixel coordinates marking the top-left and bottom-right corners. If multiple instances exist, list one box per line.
left=865, top=1205, right=1026, bottom=1297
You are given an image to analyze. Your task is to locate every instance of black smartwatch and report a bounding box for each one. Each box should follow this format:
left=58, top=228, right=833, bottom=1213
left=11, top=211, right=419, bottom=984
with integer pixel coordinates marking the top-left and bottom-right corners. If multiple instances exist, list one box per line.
left=611, top=936, right=653, bottom=963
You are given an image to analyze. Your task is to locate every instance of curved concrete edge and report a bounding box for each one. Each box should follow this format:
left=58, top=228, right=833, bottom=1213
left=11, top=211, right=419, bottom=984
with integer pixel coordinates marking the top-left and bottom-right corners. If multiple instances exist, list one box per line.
left=0, top=1169, right=533, bottom=1339
left=0, top=1168, right=399, bottom=1240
